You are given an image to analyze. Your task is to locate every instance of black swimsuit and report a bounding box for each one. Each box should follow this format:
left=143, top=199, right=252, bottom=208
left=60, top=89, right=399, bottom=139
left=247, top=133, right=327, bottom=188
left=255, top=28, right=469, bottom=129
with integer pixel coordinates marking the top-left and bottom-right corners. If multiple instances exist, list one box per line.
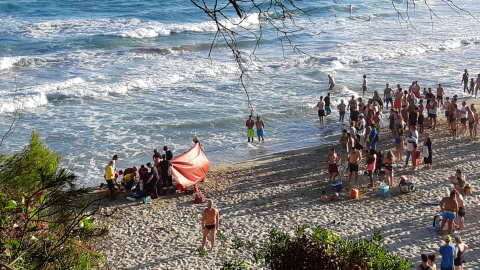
left=205, top=224, right=216, bottom=230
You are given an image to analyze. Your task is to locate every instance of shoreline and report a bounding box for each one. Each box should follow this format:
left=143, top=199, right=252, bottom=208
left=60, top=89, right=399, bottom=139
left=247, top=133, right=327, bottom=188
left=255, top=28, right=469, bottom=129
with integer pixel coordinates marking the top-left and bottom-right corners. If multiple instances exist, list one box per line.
left=95, top=104, right=480, bottom=269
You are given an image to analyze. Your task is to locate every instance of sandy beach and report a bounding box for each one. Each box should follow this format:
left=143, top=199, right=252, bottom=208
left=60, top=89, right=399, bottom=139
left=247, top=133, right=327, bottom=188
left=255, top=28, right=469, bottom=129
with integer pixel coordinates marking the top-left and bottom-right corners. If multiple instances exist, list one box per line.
left=95, top=107, right=480, bottom=269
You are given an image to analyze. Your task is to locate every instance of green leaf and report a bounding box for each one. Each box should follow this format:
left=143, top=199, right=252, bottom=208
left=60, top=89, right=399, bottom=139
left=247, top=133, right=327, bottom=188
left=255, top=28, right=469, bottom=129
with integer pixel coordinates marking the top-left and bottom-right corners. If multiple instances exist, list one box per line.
left=6, top=200, right=16, bottom=209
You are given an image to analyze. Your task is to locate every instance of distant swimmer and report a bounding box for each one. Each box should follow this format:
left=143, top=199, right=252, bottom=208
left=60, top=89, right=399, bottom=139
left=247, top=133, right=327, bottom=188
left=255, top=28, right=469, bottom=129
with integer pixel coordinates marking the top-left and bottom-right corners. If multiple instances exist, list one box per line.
left=362, top=75, right=367, bottom=96
left=256, top=115, right=265, bottom=142
left=350, top=5, right=353, bottom=13
left=245, top=115, right=255, bottom=142
left=328, top=74, right=335, bottom=90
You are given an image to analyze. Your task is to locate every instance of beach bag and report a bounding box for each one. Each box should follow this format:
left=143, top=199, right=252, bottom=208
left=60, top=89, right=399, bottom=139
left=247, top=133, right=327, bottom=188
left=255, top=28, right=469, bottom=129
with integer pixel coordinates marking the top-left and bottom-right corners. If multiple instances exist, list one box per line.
left=464, top=185, right=472, bottom=195
left=185, top=184, right=198, bottom=194
left=194, top=194, right=205, bottom=204
left=422, top=145, right=429, bottom=158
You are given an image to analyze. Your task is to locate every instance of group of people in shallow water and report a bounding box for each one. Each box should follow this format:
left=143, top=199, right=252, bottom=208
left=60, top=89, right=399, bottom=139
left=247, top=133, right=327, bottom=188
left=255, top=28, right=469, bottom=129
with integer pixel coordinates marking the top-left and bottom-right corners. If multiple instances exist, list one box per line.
left=322, top=72, right=474, bottom=269
left=103, top=146, right=175, bottom=199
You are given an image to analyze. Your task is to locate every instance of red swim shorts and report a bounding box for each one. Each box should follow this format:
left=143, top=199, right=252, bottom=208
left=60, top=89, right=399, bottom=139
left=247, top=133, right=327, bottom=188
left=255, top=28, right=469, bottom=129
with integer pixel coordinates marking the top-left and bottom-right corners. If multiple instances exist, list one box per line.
left=394, top=100, right=402, bottom=109
left=328, top=164, right=338, bottom=173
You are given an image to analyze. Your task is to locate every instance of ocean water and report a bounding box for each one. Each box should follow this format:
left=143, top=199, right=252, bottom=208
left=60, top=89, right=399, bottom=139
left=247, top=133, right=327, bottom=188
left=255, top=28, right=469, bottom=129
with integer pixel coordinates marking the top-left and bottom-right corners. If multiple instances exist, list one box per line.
left=0, top=0, right=479, bottom=186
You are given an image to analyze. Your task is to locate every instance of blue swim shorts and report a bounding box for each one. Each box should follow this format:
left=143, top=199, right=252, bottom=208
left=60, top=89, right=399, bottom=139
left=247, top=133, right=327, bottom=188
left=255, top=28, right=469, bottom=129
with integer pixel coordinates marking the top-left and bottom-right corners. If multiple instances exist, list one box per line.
left=442, top=211, right=456, bottom=220
left=340, top=111, right=346, bottom=115
left=445, top=111, right=450, bottom=117
left=325, top=106, right=332, bottom=111
left=257, top=129, right=265, bottom=137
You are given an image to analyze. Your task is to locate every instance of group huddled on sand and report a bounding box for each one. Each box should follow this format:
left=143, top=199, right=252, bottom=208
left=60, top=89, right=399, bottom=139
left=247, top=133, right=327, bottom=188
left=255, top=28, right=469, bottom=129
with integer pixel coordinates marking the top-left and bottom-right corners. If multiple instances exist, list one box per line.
left=103, top=146, right=175, bottom=200
left=319, top=72, right=475, bottom=269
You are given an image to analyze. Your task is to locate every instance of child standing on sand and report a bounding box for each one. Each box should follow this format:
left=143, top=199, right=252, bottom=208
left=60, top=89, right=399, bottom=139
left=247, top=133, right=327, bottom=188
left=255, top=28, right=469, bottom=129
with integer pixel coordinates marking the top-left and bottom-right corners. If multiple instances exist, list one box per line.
left=395, top=129, right=404, bottom=161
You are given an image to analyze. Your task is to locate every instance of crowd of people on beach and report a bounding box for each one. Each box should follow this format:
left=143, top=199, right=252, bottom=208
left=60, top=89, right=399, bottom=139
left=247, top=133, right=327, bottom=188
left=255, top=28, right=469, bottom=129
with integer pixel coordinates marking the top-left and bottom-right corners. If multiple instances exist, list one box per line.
left=104, top=146, right=175, bottom=200
left=320, top=72, right=475, bottom=269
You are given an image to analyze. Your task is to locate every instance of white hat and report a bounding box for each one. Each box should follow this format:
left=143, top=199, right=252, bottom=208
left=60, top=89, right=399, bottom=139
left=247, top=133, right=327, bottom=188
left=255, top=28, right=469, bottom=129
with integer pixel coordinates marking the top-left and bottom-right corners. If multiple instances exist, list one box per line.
left=359, top=113, right=364, bottom=117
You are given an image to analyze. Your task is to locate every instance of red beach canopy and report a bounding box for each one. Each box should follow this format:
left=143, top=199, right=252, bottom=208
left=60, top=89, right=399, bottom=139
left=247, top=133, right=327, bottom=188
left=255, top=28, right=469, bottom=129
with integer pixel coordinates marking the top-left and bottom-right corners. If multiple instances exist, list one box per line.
left=171, top=143, right=210, bottom=191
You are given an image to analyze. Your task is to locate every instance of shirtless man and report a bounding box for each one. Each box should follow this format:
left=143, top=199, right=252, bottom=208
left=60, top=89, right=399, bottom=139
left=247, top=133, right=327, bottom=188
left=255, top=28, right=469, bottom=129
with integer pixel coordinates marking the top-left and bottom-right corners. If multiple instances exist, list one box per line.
left=437, top=84, right=445, bottom=107
left=348, top=95, right=357, bottom=113
left=461, top=69, right=469, bottom=93
left=245, top=115, right=255, bottom=142
left=394, top=88, right=403, bottom=114
left=362, top=75, right=367, bottom=96
left=466, top=106, right=475, bottom=142
left=438, top=190, right=458, bottom=234
left=414, top=81, right=421, bottom=97
left=201, top=200, right=220, bottom=250
left=317, top=96, right=325, bottom=123
left=326, top=149, right=339, bottom=182
left=324, top=92, right=332, bottom=116
left=347, top=147, right=362, bottom=184
left=255, top=116, right=265, bottom=142
left=337, top=99, right=346, bottom=121
left=328, top=74, right=335, bottom=90
left=455, top=189, right=466, bottom=230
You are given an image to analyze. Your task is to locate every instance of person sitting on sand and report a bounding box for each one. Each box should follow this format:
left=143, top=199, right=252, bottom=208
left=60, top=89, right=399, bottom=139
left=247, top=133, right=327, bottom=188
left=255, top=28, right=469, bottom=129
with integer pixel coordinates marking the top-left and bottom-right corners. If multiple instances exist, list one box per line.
left=321, top=190, right=328, bottom=202
left=416, top=254, right=431, bottom=270
left=347, top=147, right=362, bottom=184
left=326, top=149, right=339, bottom=182
left=439, top=235, right=456, bottom=270
left=438, top=190, right=458, bottom=234
left=202, top=200, right=219, bottom=250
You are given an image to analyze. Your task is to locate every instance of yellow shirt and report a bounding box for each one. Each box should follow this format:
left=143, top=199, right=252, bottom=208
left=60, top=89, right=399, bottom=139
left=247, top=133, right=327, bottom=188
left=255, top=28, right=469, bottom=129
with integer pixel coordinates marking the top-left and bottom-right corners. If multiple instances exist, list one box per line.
left=105, top=165, right=115, bottom=180
left=122, top=173, right=133, bottom=183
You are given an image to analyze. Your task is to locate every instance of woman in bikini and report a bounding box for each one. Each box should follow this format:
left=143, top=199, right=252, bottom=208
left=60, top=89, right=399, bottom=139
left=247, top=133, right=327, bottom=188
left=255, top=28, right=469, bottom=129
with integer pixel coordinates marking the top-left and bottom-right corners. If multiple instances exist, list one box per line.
left=382, top=151, right=395, bottom=187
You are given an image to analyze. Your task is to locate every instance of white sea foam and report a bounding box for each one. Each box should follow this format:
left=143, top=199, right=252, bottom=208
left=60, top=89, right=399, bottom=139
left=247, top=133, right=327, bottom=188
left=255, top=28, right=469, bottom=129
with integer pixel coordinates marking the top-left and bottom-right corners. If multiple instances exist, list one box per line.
left=10, top=13, right=259, bottom=40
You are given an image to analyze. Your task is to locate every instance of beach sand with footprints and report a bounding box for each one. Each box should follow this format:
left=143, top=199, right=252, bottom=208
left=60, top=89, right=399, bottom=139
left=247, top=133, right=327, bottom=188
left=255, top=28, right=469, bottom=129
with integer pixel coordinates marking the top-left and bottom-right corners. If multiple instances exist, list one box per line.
left=95, top=104, right=480, bottom=270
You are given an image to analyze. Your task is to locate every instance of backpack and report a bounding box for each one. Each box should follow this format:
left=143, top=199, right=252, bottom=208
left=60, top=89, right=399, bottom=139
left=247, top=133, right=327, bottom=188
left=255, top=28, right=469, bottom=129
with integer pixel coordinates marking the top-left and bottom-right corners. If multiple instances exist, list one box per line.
left=418, top=264, right=431, bottom=270
left=194, top=194, right=205, bottom=204
left=464, top=185, right=472, bottom=195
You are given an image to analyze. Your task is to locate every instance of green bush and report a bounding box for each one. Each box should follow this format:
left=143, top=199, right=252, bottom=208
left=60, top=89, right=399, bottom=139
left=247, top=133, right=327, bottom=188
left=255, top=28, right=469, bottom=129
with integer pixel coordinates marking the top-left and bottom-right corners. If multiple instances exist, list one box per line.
left=0, top=131, right=106, bottom=269
left=206, top=226, right=412, bottom=270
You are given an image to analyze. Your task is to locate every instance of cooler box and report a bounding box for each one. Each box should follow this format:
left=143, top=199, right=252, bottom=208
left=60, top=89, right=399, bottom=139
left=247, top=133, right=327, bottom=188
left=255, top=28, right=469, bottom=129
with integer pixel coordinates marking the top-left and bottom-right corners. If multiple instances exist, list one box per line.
left=379, top=185, right=389, bottom=196
left=350, top=188, right=359, bottom=199
left=332, top=181, right=342, bottom=192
